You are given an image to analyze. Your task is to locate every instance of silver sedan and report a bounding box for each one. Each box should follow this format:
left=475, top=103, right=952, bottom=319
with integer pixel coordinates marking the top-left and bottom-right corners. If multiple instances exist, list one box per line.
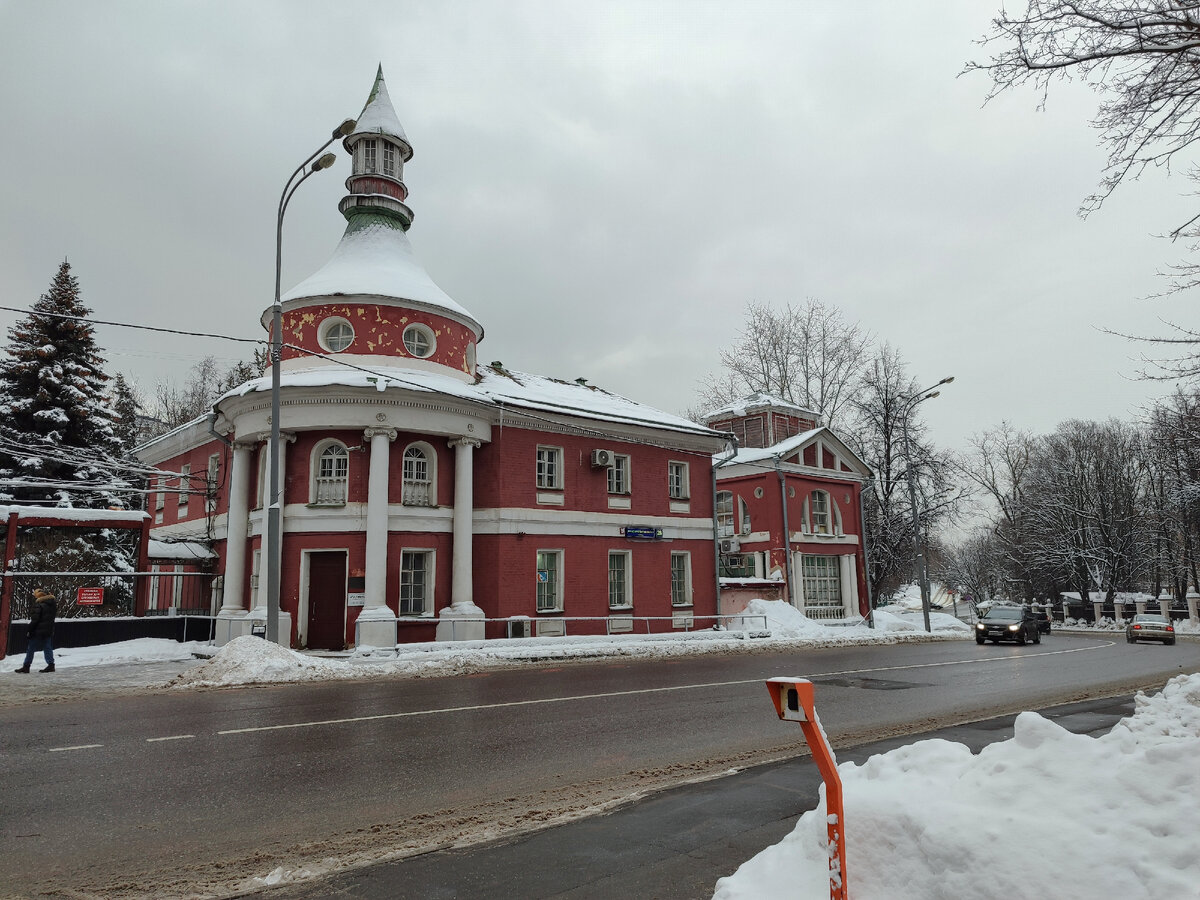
left=1126, top=614, right=1176, bottom=646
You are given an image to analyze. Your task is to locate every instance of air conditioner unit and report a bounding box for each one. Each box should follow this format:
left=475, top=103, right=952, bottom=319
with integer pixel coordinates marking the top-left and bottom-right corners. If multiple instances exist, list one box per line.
left=591, top=448, right=614, bottom=468
left=719, top=538, right=741, bottom=554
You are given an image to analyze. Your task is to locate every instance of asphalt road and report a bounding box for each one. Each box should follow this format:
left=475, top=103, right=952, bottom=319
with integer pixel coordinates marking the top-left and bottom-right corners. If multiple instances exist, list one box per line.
left=1, top=633, right=1196, bottom=899
left=258, top=693, right=1142, bottom=900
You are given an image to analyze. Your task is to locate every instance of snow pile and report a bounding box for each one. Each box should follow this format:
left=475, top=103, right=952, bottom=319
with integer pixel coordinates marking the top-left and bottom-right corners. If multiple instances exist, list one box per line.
left=713, top=673, right=1200, bottom=900
left=872, top=609, right=970, bottom=633
left=34, top=638, right=205, bottom=668
left=171, top=636, right=359, bottom=687
left=741, top=599, right=830, bottom=637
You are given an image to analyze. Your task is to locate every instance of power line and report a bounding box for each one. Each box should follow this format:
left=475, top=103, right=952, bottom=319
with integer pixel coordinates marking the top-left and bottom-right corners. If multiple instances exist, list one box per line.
left=0, top=305, right=265, bottom=346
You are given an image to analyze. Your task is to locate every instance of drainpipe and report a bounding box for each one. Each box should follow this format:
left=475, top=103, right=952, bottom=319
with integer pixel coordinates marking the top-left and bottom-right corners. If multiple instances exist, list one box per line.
left=858, top=475, right=875, bottom=627
left=776, top=459, right=794, bottom=608
left=712, top=436, right=739, bottom=623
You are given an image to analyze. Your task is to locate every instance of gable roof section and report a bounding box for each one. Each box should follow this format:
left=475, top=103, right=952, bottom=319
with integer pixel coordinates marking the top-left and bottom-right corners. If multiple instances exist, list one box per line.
left=717, top=426, right=871, bottom=478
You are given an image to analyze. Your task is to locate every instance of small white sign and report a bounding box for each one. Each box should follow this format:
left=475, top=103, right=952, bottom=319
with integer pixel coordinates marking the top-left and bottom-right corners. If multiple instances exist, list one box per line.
left=347, top=592, right=366, bottom=607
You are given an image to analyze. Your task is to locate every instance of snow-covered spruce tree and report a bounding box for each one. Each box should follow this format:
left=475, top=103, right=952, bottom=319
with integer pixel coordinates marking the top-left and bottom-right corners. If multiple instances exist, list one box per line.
left=0, top=260, right=129, bottom=507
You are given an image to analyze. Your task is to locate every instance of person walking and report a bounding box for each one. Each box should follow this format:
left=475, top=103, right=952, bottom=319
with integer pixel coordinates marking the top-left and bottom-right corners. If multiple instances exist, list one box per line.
left=15, top=587, right=56, bottom=673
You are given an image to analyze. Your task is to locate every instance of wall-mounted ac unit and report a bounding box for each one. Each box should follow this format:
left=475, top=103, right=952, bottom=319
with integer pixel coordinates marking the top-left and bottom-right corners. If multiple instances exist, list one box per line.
left=591, top=448, right=615, bottom=468
left=719, top=538, right=741, bottom=554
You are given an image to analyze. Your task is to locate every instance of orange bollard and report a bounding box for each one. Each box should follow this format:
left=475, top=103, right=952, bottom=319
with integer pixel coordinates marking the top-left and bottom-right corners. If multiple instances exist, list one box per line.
left=766, top=677, right=847, bottom=900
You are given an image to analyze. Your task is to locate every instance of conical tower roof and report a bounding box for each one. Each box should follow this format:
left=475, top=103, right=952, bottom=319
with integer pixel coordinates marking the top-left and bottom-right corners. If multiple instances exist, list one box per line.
left=275, top=67, right=483, bottom=340
left=345, top=64, right=412, bottom=160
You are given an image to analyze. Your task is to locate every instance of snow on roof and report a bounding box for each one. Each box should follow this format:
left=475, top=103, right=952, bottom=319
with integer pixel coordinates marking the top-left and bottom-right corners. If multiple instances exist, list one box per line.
left=279, top=218, right=481, bottom=333
left=719, top=427, right=823, bottom=465
left=349, top=66, right=410, bottom=153
left=0, top=505, right=148, bottom=523
left=148, top=539, right=216, bottom=561
left=703, top=392, right=820, bottom=422
left=224, top=363, right=720, bottom=438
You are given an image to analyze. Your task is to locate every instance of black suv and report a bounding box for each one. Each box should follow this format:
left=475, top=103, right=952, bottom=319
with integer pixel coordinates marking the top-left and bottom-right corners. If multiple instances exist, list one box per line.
left=975, top=606, right=1041, bottom=645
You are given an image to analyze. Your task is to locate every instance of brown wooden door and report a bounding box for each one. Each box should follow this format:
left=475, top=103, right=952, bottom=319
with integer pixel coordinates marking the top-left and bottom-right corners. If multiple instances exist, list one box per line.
left=307, top=552, right=347, bottom=650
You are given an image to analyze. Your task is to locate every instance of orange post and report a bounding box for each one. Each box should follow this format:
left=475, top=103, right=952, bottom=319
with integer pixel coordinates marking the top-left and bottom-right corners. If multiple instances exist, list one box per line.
left=766, top=677, right=847, bottom=900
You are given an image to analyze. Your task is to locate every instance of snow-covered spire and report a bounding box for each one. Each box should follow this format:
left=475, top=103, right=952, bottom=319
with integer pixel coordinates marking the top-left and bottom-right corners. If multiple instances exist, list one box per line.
left=278, top=67, right=483, bottom=340
left=338, top=65, right=414, bottom=230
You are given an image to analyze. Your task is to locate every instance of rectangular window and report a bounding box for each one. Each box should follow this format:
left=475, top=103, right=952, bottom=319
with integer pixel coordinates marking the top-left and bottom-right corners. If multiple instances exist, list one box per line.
left=363, top=139, right=377, bottom=173
left=607, top=454, right=630, bottom=494
left=608, top=551, right=631, bottom=608
left=536, top=550, right=562, bottom=612
left=383, top=141, right=396, bottom=177
left=536, top=446, right=562, bottom=490
left=668, top=461, right=689, bottom=500
left=716, top=491, right=734, bottom=538
left=155, top=477, right=165, bottom=510
left=399, top=551, right=431, bottom=616
left=811, top=491, right=830, bottom=535
left=802, top=555, right=843, bottom=617
left=742, top=416, right=765, bottom=448
left=719, top=553, right=756, bottom=578
left=671, top=552, right=691, bottom=606
left=207, top=453, right=220, bottom=512
left=177, top=463, right=190, bottom=512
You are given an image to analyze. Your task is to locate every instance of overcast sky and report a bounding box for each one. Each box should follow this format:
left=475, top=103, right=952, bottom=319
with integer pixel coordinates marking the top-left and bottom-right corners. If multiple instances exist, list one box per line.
left=1, top=1, right=1192, bottom=456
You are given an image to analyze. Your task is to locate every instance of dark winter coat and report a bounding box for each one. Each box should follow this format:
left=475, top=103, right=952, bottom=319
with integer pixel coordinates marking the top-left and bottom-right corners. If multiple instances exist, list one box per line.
left=28, top=597, right=56, bottom=638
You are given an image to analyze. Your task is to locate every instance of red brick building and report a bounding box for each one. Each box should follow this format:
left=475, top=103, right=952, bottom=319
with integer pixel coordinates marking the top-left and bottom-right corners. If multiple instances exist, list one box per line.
left=704, top=394, right=872, bottom=621
left=135, top=68, right=727, bottom=650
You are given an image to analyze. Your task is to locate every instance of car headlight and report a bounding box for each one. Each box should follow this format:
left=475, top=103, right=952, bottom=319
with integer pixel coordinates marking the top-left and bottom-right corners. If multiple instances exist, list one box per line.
left=976, top=623, right=984, bottom=630
left=1008, top=624, right=1019, bottom=631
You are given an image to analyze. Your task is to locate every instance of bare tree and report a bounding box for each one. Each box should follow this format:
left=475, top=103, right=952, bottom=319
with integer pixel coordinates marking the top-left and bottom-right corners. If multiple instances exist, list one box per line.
left=939, top=529, right=1007, bottom=607
left=968, top=1, right=1200, bottom=223
left=1023, top=419, right=1152, bottom=602
left=698, top=299, right=871, bottom=430
left=848, top=344, right=961, bottom=600
left=969, top=2, right=1200, bottom=376
left=150, top=354, right=265, bottom=434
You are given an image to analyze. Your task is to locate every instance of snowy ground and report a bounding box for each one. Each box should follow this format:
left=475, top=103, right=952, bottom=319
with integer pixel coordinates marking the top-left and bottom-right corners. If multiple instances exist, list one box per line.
left=167, top=600, right=969, bottom=689
left=6, top=600, right=1199, bottom=898
left=713, top=671, right=1200, bottom=900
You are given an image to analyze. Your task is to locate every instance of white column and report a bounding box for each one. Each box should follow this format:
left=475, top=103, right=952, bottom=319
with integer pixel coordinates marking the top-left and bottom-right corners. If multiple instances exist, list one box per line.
left=1187, top=592, right=1198, bottom=626
left=839, top=554, right=859, bottom=618
left=247, top=432, right=293, bottom=644
left=356, top=427, right=398, bottom=652
left=438, top=436, right=484, bottom=641
left=253, top=431, right=293, bottom=611
left=363, top=427, right=396, bottom=611
left=215, top=441, right=253, bottom=646
left=1158, top=596, right=1171, bottom=619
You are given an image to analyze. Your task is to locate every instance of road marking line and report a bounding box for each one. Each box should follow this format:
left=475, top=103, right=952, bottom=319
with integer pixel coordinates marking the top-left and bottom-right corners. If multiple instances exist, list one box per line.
left=218, top=642, right=1113, bottom=737
left=49, top=744, right=103, bottom=752
left=146, top=734, right=195, bottom=742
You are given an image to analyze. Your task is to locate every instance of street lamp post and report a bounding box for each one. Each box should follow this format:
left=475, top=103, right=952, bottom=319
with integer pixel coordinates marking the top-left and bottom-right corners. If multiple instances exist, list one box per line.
left=265, top=118, right=356, bottom=644
left=899, top=376, right=953, bottom=633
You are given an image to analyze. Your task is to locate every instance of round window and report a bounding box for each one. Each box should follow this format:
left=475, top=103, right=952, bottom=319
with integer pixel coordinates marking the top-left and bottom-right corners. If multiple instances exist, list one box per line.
left=318, top=318, right=354, bottom=353
left=403, top=324, right=435, bottom=358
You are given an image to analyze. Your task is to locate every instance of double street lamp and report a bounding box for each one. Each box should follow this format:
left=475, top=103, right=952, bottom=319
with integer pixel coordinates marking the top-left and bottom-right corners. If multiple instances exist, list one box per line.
left=266, top=118, right=356, bottom=643
left=899, top=376, right=953, bottom=633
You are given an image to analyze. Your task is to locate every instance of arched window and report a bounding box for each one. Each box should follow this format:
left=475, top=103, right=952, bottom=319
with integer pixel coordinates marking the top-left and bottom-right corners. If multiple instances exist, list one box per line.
left=312, top=441, right=349, bottom=506
left=402, top=444, right=435, bottom=506
left=739, top=497, right=751, bottom=535
left=716, top=491, right=734, bottom=538
left=810, top=490, right=831, bottom=535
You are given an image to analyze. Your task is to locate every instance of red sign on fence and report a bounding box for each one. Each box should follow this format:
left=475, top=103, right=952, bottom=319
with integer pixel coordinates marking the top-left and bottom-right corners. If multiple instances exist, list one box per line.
left=76, top=587, right=104, bottom=606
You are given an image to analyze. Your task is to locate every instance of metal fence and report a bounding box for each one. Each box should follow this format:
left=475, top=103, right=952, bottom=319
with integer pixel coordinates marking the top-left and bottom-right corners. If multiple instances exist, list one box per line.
left=3, top=570, right=216, bottom=619
left=367, top=613, right=772, bottom=645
